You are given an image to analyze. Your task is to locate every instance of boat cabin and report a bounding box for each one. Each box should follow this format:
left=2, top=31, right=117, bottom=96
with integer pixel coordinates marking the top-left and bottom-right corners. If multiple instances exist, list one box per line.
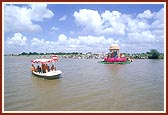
left=109, top=44, right=120, bottom=58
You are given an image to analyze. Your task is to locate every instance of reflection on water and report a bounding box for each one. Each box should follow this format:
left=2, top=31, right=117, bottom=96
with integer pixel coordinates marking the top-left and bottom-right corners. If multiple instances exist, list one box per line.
left=4, top=56, right=164, bottom=111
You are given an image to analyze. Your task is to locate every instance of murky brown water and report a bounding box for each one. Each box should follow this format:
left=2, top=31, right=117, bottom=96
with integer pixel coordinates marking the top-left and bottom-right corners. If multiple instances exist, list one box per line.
left=4, top=56, right=164, bottom=111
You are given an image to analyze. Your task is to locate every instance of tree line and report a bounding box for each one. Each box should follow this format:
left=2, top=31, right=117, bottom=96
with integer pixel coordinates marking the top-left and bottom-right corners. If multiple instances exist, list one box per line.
left=123, top=49, right=164, bottom=59
left=19, top=49, right=164, bottom=59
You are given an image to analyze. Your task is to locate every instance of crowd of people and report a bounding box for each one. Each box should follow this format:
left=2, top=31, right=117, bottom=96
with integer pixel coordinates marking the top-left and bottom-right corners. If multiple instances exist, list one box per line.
left=106, top=52, right=125, bottom=58
left=31, top=63, right=56, bottom=73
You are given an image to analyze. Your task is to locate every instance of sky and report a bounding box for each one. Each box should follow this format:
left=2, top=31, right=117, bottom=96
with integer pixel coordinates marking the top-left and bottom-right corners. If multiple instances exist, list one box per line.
left=3, top=3, right=165, bottom=54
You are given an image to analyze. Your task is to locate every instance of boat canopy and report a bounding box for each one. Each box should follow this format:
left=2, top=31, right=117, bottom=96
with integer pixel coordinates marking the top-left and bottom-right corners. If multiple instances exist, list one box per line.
left=31, top=59, right=58, bottom=63
left=31, top=55, right=58, bottom=63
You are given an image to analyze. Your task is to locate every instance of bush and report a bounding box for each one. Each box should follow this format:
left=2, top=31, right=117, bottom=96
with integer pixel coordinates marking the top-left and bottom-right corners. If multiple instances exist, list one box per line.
left=148, top=49, right=160, bottom=59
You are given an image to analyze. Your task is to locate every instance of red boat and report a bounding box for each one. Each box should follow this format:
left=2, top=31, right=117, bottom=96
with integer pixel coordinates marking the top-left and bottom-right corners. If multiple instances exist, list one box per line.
left=103, top=44, right=129, bottom=63
left=104, top=57, right=127, bottom=62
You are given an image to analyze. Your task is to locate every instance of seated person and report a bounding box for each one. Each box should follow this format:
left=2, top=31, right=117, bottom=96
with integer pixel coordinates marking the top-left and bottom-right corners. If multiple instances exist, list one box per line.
left=37, top=65, right=41, bottom=73
left=51, top=64, right=56, bottom=71
left=47, top=65, right=50, bottom=72
left=31, top=64, right=36, bottom=72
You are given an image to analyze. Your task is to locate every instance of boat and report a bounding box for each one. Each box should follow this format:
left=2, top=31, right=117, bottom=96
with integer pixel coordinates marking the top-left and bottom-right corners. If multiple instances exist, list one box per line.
left=31, top=55, right=62, bottom=79
left=100, top=44, right=132, bottom=64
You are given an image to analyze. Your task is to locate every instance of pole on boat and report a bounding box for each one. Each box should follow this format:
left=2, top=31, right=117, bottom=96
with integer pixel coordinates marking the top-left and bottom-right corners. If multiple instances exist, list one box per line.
left=52, top=55, right=58, bottom=71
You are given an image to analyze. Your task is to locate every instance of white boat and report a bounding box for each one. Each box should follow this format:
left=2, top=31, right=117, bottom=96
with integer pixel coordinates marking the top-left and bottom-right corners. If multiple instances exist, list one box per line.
left=32, top=70, right=62, bottom=79
left=31, top=55, right=62, bottom=79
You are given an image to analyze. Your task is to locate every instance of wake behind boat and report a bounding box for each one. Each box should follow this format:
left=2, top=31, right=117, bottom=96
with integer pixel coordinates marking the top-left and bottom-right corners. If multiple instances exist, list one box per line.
left=31, top=55, right=62, bottom=79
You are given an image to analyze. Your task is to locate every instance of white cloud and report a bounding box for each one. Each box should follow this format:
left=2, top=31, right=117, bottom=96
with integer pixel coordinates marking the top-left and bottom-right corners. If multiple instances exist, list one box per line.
left=154, top=8, right=164, bottom=20
left=51, top=26, right=59, bottom=31
left=59, top=15, right=67, bottom=21
left=31, top=38, right=45, bottom=46
left=4, top=6, right=164, bottom=54
left=4, top=4, right=54, bottom=32
left=30, top=38, right=58, bottom=53
left=57, top=34, right=68, bottom=44
left=45, top=41, right=55, bottom=45
left=37, top=34, right=118, bottom=52
left=127, top=19, right=150, bottom=32
left=101, top=10, right=127, bottom=35
left=7, top=33, right=27, bottom=46
left=69, top=37, right=79, bottom=44
left=74, top=9, right=102, bottom=34
left=30, top=4, right=54, bottom=21
left=127, top=30, right=156, bottom=44
left=74, top=9, right=129, bottom=35
left=151, top=8, right=164, bottom=29
left=103, top=38, right=119, bottom=45
left=78, top=35, right=104, bottom=45
left=56, top=34, right=118, bottom=52
left=137, top=10, right=155, bottom=19
left=73, top=7, right=164, bottom=47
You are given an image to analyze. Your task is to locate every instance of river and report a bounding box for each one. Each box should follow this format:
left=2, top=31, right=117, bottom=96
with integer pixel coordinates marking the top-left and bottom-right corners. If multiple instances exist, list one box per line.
left=3, top=56, right=165, bottom=112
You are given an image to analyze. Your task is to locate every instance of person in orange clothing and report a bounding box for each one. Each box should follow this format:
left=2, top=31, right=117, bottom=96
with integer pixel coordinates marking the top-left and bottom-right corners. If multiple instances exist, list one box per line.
left=31, top=64, right=36, bottom=72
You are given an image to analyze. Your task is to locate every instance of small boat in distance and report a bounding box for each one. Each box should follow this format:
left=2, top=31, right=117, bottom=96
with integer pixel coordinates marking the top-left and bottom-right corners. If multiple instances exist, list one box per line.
left=31, top=55, right=62, bottom=79
left=99, top=44, right=133, bottom=64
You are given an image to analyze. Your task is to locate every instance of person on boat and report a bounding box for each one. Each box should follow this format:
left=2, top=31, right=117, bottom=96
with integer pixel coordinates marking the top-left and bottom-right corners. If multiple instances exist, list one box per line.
left=45, top=64, right=48, bottom=72
left=47, top=65, right=50, bottom=72
left=37, top=65, right=41, bottom=73
left=107, top=54, right=110, bottom=58
left=46, top=64, right=50, bottom=72
left=41, top=63, right=46, bottom=73
left=31, top=64, right=36, bottom=72
left=111, top=52, right=114, bottom=58
left=120, top=53, right=122, bottom=58
left=51, top=64, right=56, bottom=71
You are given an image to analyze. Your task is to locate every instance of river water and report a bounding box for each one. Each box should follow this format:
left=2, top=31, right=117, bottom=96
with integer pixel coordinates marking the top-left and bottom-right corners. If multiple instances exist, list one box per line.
left=3, top=56, right=165, bottom=112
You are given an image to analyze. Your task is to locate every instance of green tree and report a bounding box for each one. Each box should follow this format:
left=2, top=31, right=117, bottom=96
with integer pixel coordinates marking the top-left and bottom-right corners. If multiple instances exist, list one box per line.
left=21, top=52, right=28, bottom=55
left=28, top=52, right=33, bottom=55
left=33, top=52, right=39, bottom=55
left=148, top=49, right=160, bottom=59
left=40, top=53, right=45, bottom=55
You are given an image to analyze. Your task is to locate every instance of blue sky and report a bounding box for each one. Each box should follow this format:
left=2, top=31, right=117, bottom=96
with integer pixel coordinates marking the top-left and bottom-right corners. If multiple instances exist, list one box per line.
left=4, top=3, right=165, bottom=54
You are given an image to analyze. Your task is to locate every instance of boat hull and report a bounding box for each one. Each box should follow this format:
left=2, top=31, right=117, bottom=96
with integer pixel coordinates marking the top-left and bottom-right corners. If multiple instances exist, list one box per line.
left=32, top=70, right=62, bottom=79
left=98, top=60, right=131, bottom=64
left=104, top=57, right=127, bottom=62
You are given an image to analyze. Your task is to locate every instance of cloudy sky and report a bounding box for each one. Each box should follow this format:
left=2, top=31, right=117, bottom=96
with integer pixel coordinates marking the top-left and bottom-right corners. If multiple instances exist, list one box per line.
left=3, top=3, right=165, bottom=54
